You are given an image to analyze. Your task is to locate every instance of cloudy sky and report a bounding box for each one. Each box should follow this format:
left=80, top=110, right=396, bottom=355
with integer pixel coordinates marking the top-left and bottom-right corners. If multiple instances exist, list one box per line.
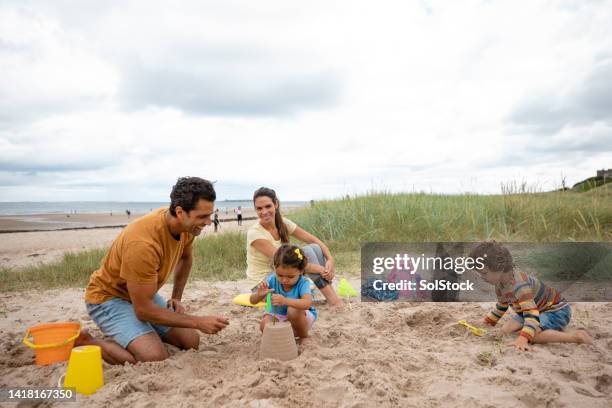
left=1, top=0, right=611, bottom=201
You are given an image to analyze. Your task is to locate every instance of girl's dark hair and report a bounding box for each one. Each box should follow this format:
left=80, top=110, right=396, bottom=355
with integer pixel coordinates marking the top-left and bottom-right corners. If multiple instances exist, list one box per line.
left=253, top=187, right=289, bottom=243
left=468, top=240, right=514, bottom=273
left=169, top=177, right=216, bottom=216
left=273, top=244, right=308, bottom=271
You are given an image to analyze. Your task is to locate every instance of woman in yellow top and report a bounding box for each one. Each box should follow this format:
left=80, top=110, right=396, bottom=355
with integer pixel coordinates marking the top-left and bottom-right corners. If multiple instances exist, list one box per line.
left=246, top=187, right=343, bottom=307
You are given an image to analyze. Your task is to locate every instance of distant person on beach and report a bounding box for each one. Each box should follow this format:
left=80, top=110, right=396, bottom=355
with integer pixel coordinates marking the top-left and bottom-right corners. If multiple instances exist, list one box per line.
left=469, top=241, right=592, bottom=351
left=235, top=206, right=243, bottom=226
left=213, top=209, right=220, bottom=232
left=125, top=209, right=131, bottom=219
left=250, top=244, right=317, bottom=340
left=79, top=177, right=229, bottom=365
left=246, top=187, right=343, bottom=307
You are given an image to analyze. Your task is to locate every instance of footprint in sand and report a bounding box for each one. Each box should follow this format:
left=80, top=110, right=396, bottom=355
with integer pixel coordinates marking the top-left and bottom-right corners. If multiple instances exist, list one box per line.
left=330, top=362, right=351, bottom=379
left=315, top=385, right=348, bottom=404
left=557, top=368, right=580, bottom=382
left=200, top=346, right=220, bottom=358
left=595, top=374, right=611, bottom=395
left=573, top=385, right=604, bottom=399
left=251, top=379, right=287, bottom=399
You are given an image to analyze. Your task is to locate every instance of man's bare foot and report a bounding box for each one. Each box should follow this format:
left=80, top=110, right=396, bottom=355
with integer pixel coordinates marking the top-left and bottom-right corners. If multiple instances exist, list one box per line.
left=575, top=329, right=593, bottom=345
left=74, top=328, right=96, bottom=347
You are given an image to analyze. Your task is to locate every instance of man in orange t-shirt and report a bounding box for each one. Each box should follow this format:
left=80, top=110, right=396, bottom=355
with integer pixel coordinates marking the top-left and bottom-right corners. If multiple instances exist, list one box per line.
left=77, top=177, right=229, bottom=365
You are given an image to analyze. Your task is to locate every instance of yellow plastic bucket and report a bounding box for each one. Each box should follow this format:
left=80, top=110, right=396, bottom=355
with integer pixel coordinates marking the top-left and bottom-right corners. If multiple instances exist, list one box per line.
left=63, top=345, right=104, bottom=395
left=22, top=322, right=81, bottom=366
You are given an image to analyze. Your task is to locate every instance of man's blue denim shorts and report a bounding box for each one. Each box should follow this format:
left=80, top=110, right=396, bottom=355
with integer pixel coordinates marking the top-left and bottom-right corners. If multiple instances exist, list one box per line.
left=511, top=304, right=572, bottom=331
left=86, top=293, right=172, bottom=348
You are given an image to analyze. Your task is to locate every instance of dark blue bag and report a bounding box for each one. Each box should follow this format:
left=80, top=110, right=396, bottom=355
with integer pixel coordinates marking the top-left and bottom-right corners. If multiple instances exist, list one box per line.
left=361, top=276, right=399, bottom=301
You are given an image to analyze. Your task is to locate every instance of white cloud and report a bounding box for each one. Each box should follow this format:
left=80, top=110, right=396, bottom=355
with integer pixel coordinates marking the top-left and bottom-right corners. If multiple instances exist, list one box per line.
left=0, top=0, right=611, bottom=201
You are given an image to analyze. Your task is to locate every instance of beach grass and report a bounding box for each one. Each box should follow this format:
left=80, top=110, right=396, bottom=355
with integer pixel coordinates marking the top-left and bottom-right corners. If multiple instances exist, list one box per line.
left=518, top=242, right=612, bottom=281
left=1, top=189, right=610, bottom=291
left=190, top=232, right=246, bottom=281
left=290, top=188, right=612, bottom=252
left=0, top=248, right=108, bottom=292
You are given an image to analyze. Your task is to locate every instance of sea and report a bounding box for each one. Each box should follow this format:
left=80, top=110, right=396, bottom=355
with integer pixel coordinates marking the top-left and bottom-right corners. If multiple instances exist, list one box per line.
left=0, top=201, right=307, bottom=215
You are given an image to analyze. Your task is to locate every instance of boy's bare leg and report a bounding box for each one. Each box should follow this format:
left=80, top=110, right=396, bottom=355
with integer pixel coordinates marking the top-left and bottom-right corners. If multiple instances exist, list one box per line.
left=75, top=329, right=137, bottom=365
left=532, top=329, right=593, bottom=345
left=286, top=307, right=310, bottom=338
left=501, top=319, right=523, bottom=335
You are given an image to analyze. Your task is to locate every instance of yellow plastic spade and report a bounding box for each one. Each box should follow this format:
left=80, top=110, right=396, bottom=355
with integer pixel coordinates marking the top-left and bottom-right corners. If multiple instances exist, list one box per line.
left=458, top=320, right=487, bottom=337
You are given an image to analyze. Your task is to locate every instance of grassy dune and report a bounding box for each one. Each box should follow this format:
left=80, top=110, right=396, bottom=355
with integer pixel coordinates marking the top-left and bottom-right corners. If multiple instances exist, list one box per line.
left=1, top=189, right=610, bottom=291
left=291, top=189, right=612, bottom=251
left=0, top=248, right=108, bottom=292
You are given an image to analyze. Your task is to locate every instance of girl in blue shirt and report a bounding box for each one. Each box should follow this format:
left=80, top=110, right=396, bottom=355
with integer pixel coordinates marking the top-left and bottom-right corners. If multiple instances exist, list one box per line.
left=250, top=244, right=317, bottom=339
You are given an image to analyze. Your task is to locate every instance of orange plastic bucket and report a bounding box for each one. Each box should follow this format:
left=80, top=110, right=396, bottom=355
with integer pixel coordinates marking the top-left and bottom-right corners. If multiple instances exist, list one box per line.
left=22, top=322, right=81, bottom=366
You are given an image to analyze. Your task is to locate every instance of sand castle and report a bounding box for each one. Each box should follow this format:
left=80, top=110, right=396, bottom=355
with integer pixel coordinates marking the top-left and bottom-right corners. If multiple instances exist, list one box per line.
left=259, top=322, right=298, bottom=361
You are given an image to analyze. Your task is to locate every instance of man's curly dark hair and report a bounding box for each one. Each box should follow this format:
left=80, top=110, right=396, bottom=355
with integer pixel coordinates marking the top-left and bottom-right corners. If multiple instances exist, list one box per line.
left=169, top=177, right=216, bottom=216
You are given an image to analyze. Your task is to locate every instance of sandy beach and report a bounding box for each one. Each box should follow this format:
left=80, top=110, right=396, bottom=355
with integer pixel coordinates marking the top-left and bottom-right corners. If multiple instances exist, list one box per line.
left=0, top=213, right=611, bottom=407
left=0, top=211, right=258, bottom=268
left=3, top=0, right=611, bottom=405
left=0, top=208, right=259, bottom=233
left=1, top=280, right=611, bottom=407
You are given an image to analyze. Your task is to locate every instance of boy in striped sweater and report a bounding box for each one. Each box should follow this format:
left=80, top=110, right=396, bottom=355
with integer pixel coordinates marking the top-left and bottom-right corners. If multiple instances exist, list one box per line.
left=469, top=241, right=592, bottom=351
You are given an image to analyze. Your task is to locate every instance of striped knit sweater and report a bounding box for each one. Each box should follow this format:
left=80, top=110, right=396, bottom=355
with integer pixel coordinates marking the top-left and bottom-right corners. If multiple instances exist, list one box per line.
left=485, top=270, right=567, bottom=342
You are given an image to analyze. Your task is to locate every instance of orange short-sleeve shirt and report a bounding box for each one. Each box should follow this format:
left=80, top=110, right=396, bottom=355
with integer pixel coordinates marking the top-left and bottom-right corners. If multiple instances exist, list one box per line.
left=84, top=208, right=195, bottom=304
